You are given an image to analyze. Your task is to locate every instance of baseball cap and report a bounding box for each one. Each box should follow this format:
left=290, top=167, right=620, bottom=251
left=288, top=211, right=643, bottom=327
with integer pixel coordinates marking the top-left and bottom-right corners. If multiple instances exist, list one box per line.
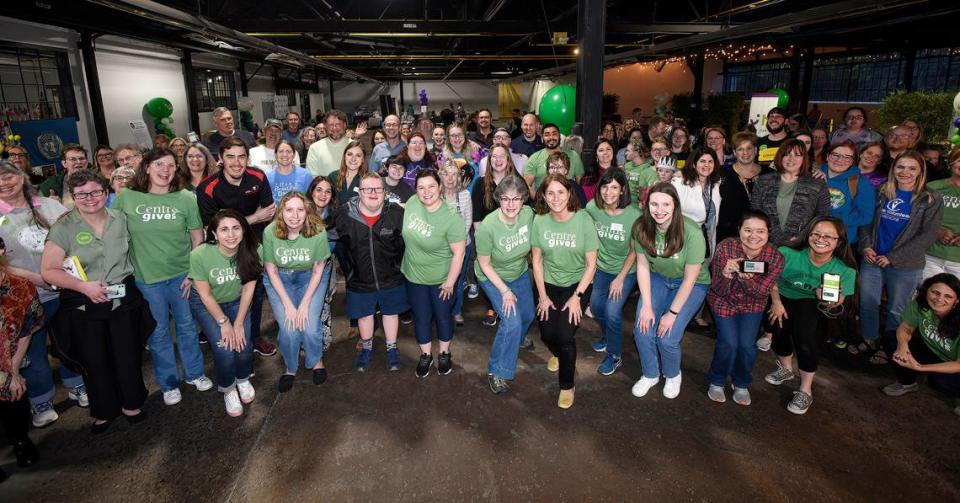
left=767, top=107, right=788, bottom=118
left=264, top=118, right=283, bottom=129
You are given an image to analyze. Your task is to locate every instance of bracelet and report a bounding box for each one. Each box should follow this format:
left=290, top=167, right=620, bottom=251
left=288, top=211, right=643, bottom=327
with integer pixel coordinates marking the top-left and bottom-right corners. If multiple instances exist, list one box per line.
left=501, top=288, right=514, bottom=297
left=668, top=308, right=679, bottom=315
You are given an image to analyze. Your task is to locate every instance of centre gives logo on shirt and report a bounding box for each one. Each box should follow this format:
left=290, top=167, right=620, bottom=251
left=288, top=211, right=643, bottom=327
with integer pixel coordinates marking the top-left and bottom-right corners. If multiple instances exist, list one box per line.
left=209, top=266, right=239, bottom=285
left=135, top=204, right=179, bottom=223
left=497, top=225, right=529, bottom=252
left=276, top=247, right=311, bottom=265
left=544, top=230, right=577, bottom=248
left=407, top=213, right=434, bottom=237
left=597, top=222, right=626, bottom=242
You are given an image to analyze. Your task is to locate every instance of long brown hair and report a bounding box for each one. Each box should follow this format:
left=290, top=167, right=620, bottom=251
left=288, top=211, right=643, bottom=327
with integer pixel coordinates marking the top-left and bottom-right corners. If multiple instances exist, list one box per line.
left=534, top=174, right=580, bottom=215
left=272, top=192, right=324, bottom=239
left=335, top=141, right=366, bottom=193
left=483, top=145, right=520, bottom=210
left=632, top=182, right=685, bottom=258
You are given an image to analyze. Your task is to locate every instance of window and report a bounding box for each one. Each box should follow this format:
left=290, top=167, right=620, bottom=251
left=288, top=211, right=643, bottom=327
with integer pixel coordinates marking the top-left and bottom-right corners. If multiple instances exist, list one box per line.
left=913, top=48, right=960, bottom=92
left=194, top=68, right=237, bottom=112
left=810, top=53, right=904, bottom=103
left=723, top=61, right=793, bottom=95
left=0, top=44, right=77, bottom=121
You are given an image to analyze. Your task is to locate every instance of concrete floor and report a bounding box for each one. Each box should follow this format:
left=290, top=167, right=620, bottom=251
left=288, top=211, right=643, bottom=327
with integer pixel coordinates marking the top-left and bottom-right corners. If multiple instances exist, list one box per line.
left=2, top=290, right=959, bottom=502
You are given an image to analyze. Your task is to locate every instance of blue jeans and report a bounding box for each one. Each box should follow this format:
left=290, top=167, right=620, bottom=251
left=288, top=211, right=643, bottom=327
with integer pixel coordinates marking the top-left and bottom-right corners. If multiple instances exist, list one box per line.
left=189, top=293, right=253, bottom=391
left=480, top=271, right=535, bottom=379
left=707, top=312, right=764, bottom=388
left=859, top=263, right=922, bottom=342
left=452, top=249, right=471, bottom=316
left=632, top=272, right=708, bottom=379
left=23, top=298, right=84, bottom=405
left=406, top=282, right=455, bottom=345
left=264, top=268, right=330, bottom=373
left=137, top=274, right=205, bottom=392
left=589, top=269, right=637, bottom=358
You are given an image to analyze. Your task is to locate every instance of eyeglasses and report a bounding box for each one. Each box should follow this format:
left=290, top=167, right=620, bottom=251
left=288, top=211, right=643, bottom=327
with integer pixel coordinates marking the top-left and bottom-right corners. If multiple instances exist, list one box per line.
left=72, top=189, right=106, bottom=200
left=408, top=140, right=426, bottom=146
left=117, top=154, right=141, bottom=164
left=829, top=152, right=855, bottom=162
left=96, top=153, right=114, bottom=159
left=499, top=196, right=523, bottom=204
left=359, top=187, right=385, bottom=194
left=810, top=232, right=839, bottom=243
left=65, top=156, right=86, bottom=163
left=149, top=161, right=177, bottom=170
left=846, top=115, right=864, bottom=121
left=8, top=152, right=27, bottom=159
left=449, top=133, right=464, bottom=138
left=860, top=151, right=882, bottom=160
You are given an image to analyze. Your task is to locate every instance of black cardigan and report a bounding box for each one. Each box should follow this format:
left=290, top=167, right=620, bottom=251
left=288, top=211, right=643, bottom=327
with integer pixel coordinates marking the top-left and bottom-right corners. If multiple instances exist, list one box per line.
left=750, top=172, right=831, bottom=246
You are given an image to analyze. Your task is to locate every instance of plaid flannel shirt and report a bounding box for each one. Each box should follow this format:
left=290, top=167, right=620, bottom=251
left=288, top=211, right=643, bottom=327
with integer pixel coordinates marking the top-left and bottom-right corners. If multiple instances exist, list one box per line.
left=707, top=238, right=784, bottom=318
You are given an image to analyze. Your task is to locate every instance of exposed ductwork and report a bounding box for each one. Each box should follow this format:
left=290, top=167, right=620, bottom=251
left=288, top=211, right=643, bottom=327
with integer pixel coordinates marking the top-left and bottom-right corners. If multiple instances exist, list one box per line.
left=84, top=0, right=380, bottom=83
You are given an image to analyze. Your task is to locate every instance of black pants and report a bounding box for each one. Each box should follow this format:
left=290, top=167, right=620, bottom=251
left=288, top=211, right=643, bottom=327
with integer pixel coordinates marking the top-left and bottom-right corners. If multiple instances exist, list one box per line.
left=75, top=314, right=148, bottom=420
left=250, top=279, right=265, bottom=343
left=0, top=396, right=30, bottom=444
left=771, top=297, right=822, bottom=373
left=886, top=334, right=960, bottom=397
left=538, top=283, right=584, bottom=390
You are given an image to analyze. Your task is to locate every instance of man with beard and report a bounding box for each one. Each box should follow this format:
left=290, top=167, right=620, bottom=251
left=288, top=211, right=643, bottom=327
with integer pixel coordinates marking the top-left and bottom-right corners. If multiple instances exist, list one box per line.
left=469, top=109, right=495, bottom=148
left=641, top=116, right=669, bottom=150
left=370, top=115, right=406, bottom=172
left=522, top=123, right=584, bottom=192
left=757, top=107, right=789, bottom=168
left=511, top=114, right=544, bottom=157
left=305, top=109, right=368, bottom=177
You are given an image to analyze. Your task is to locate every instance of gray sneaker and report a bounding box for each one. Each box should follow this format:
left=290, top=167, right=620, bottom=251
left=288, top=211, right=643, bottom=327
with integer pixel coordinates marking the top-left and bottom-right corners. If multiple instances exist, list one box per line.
left=707, top=384, right=726, bottom=403
left=487, top=374, right=510, bottom=394
left=787, top=391, right=813, bottom=415
left=732, top=386, right=752, bottom=406
left=764, top=362, right=795, bottom=386
left=882, top=381, right=920, bottom=397
left=756, top=335, right=772, bottom=352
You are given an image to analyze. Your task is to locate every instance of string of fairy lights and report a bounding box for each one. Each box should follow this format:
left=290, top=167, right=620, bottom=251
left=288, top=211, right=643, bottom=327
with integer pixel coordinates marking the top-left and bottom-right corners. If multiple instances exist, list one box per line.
left=615, top=42, right=802, bottom=72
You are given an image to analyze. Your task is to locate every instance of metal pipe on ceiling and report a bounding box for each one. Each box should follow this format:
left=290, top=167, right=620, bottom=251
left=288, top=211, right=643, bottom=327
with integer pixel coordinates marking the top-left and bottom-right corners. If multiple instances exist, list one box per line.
left=85, top=0, right=379, bottom=83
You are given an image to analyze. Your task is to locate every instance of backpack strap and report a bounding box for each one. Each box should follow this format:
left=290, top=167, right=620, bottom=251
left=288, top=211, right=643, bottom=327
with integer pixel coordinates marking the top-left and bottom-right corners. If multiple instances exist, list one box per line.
left=847, top=174, right=859, bottom=200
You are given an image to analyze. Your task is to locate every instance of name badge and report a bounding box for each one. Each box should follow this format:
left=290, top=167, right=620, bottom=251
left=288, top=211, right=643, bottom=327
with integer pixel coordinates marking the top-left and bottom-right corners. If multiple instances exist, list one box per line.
left=611, top=223, right=624, bottom=232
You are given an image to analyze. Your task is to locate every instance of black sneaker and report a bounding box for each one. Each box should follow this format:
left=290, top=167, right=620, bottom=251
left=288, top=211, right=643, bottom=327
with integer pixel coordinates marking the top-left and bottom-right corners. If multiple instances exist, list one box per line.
left=278, top=374, right=295, bottom=393
left=416, top=353, right=433, bottom=378
left=519, top=338, right=535, bottom=351
left=482, top=311, right=498, bottom=326
left=437, top=352, right=453, bottom=375
left=312, top=368, right=327, bottom=385
left=488, top=374, right=510, bottom=394
left=400, top=312, right=414, bottom=325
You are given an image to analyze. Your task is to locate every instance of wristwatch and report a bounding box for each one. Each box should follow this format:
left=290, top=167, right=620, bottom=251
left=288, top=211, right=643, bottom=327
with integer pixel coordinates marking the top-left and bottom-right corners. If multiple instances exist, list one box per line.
left=574, top=291, right=584, bottom=298
left=216, top=316, right=229, bottom=326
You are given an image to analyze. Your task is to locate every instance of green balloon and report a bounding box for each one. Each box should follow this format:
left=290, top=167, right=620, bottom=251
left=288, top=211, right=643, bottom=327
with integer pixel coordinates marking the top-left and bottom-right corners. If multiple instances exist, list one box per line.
left=951, top=134, right=960, bottom=145
left=768, top=88, right=790, bottom=107
left=539, top=85, right=576, bottom=135
left=146, top=97, right=173, bottom=118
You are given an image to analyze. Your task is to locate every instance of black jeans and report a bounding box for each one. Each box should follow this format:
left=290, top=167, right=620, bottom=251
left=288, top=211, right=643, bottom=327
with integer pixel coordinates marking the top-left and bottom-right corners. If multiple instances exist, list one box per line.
left=250, top=279, right=265, bottom=343
left=538, top=283, right=586, bottom=390
left=886, top=333, right=960, bottom=397
left=74, top=314, right=148, bottom=420
left=771, top=297, right=822, bottom=373
left=0, top=395, right=31, bottom=444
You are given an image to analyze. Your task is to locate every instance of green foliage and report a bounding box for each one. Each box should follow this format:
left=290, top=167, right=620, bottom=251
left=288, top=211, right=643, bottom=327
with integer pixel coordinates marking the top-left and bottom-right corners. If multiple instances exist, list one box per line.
left=703, top=93, right=746, bottom=135
left=876, top=91, right=955, bottom=142
left=602, top=93, right=620, bottom=117
left=668, top=93, right=694, bottom=125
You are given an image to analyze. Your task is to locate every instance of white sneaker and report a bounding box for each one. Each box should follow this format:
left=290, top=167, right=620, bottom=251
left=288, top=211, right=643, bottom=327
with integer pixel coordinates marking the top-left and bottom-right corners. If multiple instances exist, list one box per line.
left=631, top=376, right=660, bottom=398
left=162, top=388, right=182, bottom=406
left=224, top=389, right=243, bottom=417
left=68, top=384, right=90, bottom=408
left=31, top=401, right=59, bottom=428
left=663, top=373, right=682, bottom=399
left=185, top=376, right=214, bottom=392
left=237, top=380, right=255, bottom=404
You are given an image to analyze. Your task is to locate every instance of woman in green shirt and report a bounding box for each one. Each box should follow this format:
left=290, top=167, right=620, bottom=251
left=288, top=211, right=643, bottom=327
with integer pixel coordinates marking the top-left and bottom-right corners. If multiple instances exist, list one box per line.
left=188, top=209, right=263, bottom=417
left=531, top=174, right=599, bottom=409
left=765, top=216, right=857, bottom=415
left=403, top=170, right=467, bottom=378
left=262, top=192, right=330, bottom=392
left=475, top=175, right=535, bottom=394
left=883, top=273, right=960, bottom=415
left=114, top=147, right=210, bottom=407
left=40, top=170, right=149, bottom=434
left=586, top=168, right=641, bottom=376
left=630, top=182, right=710, bottom=401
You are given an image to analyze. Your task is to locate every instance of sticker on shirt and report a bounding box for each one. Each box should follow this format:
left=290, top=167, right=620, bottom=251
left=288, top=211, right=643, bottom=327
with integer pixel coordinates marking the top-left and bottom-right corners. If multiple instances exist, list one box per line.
left=136, top=204, right=180, bottom=222
left=828, top=187, right=846, bottom=210
left=758, top=146, right=778, bottom=162
left=209, top=266, right=239, bottom=285
left=499, top=226, right=530, bottom=252
left=275, top=247, right=311, bottom=265
left=18, top=224, right=48, bottom=253
left=597, top=221, right=627, bottom=242
left=75, top=231, right=94, bottom=245
left=543, top=230, right=577, bottom=248
left=407, top=213, right=434, bottom=237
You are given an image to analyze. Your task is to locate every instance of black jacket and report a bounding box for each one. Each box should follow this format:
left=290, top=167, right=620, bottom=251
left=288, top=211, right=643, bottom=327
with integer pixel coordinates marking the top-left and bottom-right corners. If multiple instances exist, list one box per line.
left=333, top=200, right=405, bottom=293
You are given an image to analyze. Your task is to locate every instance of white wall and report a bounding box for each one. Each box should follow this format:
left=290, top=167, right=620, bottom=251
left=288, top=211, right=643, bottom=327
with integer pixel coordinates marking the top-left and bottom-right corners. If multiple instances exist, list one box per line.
left=330, top=80, right=502, bottom=119
left=94, top=37, right=191, bottom=144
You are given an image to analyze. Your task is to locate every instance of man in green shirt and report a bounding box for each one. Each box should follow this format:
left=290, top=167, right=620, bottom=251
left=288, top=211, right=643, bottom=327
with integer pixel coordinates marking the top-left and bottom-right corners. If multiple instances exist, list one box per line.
left=523, top=123, right=584, bottom=191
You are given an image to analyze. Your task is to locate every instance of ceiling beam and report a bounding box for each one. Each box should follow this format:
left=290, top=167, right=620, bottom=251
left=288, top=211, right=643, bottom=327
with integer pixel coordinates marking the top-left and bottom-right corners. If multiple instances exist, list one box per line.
left=607, top=22, right=735, bottom=34
left=231, top=19, right=539, bottom=34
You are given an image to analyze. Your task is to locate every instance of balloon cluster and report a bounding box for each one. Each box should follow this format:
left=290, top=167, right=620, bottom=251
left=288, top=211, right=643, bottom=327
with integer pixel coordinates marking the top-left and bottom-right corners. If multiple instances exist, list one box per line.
left=951, top=117, right=960, bottom=145
left=0, top=133, right=21, bottom=155
left=419, top=89, right=429, bottom=107
left=145, top=97, right=175, bottom=138
left=539, top=84, right=576, bottom=135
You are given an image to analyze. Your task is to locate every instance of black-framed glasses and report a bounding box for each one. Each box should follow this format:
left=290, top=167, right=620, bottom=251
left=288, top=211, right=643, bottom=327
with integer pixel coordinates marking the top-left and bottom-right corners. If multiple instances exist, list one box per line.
left=73, top=189, right=106, bottom=200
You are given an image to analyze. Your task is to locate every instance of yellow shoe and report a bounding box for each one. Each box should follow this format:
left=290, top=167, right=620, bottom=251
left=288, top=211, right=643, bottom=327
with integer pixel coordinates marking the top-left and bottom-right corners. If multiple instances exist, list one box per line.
left=547, top=356, right=559, bottom=372
left=558, top=388, right=575, bottom=409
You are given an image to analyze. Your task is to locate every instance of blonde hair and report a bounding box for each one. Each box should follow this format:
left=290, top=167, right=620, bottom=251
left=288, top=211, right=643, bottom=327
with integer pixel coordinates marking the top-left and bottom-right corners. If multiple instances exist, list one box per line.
left=880, top=150, right=932, bottom=202
left=272, top=192, right=324, bottom=239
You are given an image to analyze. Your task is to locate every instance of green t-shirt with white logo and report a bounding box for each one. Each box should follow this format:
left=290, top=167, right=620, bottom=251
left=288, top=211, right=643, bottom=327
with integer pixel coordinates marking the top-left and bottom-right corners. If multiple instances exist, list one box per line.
left=632, top=216, right=710, bottom=284
left=623, top=161, right=658, bottom=206
left=531, top=210, right=600, bottom=287
left=401, top=197, right=468, bottom=285
left=189, top=243, right=242, bottom=303
left=926, top=179, right=960, bottom=263
left=474, top=205, right=534, bottom=283
left=114, top=189, right=202, bottom=284
left=260, top=222, right=331, bottom=271
left=902, top=299, right=958, bottom=362
left=585, top=200, right=641, bottom=275
left=776, top=245, right=856, bottom=300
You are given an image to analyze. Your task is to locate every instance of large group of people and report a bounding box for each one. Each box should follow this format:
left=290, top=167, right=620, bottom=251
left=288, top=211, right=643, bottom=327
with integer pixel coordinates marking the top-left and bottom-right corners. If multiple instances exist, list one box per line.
left=1, top=102, right=958, bottom=481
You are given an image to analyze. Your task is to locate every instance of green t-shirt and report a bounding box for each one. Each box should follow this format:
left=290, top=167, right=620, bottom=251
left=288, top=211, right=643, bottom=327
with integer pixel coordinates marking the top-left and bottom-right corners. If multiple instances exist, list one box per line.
left=46, top=208, right=135, bottom=285
left=623, top=161, right=658, bottom=206
left=926, top=179, right=960, bottom=262
left=531, top=210, right=599, bottom=287
left=260, top=222, right=331, bottom=271
left=585, top=200, right=641, bottom=275
left=632, top=216, right=710, bottom=284
left=776, top=246, right=856, bottom=300
left=113, top=189, right=202, bottom=284
left=401, top=197, right=468, bottom=285
left=523, top=148, right=585, bottom=188
left=189, top=243, right=243, bottom=303
left=902, top=299, right=959, bottom=362
left=474, top=206, right=534, bottom=283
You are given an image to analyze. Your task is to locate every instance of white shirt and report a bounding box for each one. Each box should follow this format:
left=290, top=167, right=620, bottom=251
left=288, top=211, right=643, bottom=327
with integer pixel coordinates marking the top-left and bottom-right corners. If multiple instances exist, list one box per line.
left=248, top=145, right=301, bottom=172
left=671, top=177, right=722, bottom=256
